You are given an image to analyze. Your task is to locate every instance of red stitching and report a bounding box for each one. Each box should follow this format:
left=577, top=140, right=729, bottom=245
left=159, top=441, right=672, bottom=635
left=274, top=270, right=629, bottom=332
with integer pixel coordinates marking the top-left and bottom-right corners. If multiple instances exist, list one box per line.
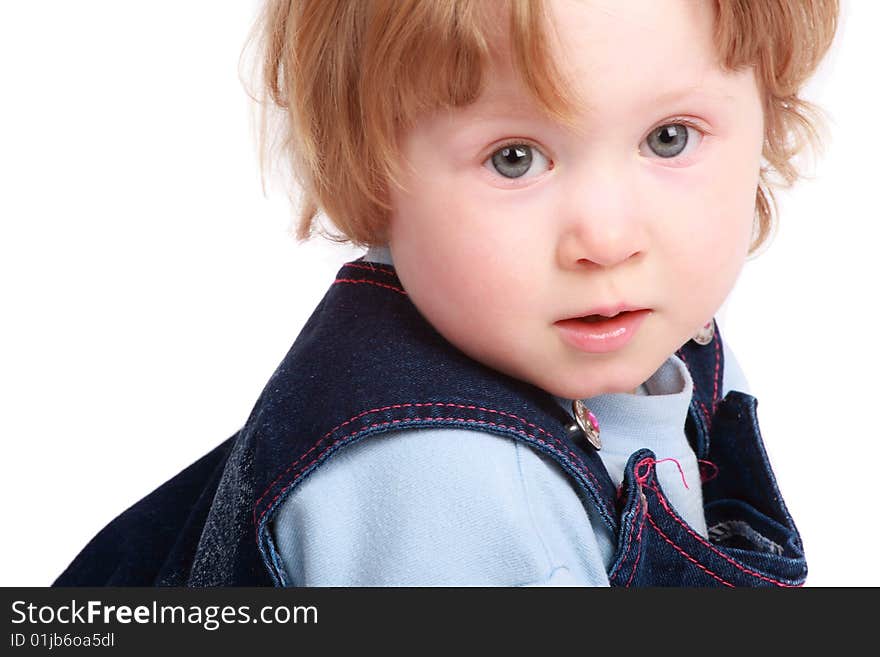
left=634, top=458, right=798, bottom=587
left=253, top=401, right=605, bottom=514
left=698, top=400, right=712, bottom=426
left=645, top=512, right=734, bottom=587
left=625, top=510, right=647, bottom=587
left=333, top=278, right=407, bottom=295
left=609, top=502, right=640, bottom=581
left=712, top=330, right=721, bottom=411
left=342, top=261, right=397, bottom=275
left=254, top=415, right=609, bottom=535
left=648, top=483, right=797, bottom=587
left=676, top=349, right=713, bottom=429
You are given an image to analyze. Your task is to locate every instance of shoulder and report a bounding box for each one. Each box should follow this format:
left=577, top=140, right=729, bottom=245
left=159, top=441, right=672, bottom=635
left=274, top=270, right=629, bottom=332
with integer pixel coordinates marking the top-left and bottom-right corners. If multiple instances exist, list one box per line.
left=269, top=427, right=612, bottom=586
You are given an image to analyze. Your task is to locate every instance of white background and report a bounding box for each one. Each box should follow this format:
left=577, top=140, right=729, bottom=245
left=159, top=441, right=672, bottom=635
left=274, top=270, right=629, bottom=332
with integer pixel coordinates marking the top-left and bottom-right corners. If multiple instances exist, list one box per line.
left=1, top=1, right=876, bottom=586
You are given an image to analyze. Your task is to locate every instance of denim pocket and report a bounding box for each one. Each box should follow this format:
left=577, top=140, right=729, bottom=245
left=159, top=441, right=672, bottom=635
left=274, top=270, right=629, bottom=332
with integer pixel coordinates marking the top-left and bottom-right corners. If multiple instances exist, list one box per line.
left=705, top=498, right=799, bottom=557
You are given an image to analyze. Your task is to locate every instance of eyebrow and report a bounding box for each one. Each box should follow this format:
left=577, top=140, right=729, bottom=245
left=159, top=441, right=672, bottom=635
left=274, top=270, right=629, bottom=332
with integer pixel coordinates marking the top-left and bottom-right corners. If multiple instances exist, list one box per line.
left=651, top=85, right=735, bottom=105
left=470, top=84, right=734, bottom=120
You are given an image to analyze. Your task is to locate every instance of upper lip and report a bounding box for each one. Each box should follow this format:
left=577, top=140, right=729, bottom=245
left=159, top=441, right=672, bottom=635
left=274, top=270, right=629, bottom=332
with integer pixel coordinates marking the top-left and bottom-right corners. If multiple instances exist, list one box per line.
left=556, top=303, right=648, bottom=322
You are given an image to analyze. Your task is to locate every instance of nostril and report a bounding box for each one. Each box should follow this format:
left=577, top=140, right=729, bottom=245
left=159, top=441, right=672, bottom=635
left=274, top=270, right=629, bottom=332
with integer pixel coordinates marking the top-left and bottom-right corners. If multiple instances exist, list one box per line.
left=576, top=259, right=603, bottom=271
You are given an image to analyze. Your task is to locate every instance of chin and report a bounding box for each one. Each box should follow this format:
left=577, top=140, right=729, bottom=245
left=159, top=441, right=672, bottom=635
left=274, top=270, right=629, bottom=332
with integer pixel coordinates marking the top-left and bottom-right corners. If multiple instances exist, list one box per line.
left=536, top=367, right=647, bottom=400
left=533, top=379, right=621, bottom=401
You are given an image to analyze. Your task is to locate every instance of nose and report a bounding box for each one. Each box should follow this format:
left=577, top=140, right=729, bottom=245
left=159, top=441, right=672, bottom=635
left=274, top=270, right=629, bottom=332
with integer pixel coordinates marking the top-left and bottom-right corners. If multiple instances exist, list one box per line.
left=556, top=165, right=646, bottom=271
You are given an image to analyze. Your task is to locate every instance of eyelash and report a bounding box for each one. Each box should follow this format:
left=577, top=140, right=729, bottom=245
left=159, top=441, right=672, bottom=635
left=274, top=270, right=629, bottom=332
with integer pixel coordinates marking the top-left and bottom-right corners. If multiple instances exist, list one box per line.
left=640, top=117, right=708, bottom=163
left=484, top=117, right=708, bottom=181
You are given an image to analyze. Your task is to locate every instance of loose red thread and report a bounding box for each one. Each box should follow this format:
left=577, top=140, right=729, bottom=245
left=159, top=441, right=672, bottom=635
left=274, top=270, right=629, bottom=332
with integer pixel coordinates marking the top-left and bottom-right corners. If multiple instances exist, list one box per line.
left=698, top=459, right=719, bottom=483
left=635, top=456, right=690, bottom=490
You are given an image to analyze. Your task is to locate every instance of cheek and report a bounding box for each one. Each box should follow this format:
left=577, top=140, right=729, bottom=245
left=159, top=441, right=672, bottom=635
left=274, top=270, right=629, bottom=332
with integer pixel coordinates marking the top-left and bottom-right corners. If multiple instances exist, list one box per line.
left=701, top=160, right=758, bottom=263
left=387, top=187, right=499, bottom=339
left=683, top=140, right=757, bottom=246
left=676, top=209, right=752, bottom=305
left=651, top=158, right=756, bottom=307
left=391, top=191, right=482, bottom=295
left=390, top=172, right=539, bottom=295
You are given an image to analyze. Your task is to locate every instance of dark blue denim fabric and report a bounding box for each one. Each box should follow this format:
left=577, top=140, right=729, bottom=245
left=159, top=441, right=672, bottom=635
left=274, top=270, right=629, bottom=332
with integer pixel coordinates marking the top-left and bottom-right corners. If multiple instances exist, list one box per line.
left=54, top=258, right=806, bottom=587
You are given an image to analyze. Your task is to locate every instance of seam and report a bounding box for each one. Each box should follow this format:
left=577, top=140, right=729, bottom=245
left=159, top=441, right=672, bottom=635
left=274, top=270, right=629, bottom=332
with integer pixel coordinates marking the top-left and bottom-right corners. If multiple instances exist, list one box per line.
left=254, top=415, right=613, bottom=540
left=333, top=278, right=407, bottom=295
left=624, top=511, right=647, bottom=587
left=514, top=564, right=572, bottom=587
left=263, top=523, right=289, bottom=587
left=513, top=441, right=556, bottom=575
left=698, top=399, right=712, bottom=426
left=648, top=483, right=798, bottom=587
left=608, top=505, right=640, bottom=582
left=676, top=350, right=713, bottom=429
left=254, top=401, right=607, bottom=513
left=645, top=511, right=734, bottom=587
left=711, top=328, right=721, bottom=412
left=342, top=261, right=397, bottom=275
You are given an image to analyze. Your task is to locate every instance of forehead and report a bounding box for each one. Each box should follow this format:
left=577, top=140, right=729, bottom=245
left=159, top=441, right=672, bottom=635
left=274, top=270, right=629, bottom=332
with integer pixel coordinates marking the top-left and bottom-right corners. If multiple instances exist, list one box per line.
left=472, top=0, right=737, bottom=122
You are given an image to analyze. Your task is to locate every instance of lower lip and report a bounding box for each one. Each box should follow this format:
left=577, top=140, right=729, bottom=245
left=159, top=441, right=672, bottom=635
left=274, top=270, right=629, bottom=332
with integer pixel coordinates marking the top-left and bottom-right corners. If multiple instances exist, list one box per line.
left=555, top=310, right=651, bottom=353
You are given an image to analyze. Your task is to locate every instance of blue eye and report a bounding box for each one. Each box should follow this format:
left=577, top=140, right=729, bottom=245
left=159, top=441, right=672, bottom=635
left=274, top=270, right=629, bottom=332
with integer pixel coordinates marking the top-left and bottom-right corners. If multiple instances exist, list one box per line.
left=485, top=122, right=703, bottom=181
left=643, top=123, right=702, bottom=159
left=486, top=142, right=551, bottom=179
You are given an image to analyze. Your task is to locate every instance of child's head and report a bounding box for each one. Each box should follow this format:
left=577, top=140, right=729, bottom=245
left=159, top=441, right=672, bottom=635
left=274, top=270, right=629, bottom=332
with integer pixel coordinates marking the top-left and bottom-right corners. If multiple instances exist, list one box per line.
left=248, top=0, right=838, bottom=399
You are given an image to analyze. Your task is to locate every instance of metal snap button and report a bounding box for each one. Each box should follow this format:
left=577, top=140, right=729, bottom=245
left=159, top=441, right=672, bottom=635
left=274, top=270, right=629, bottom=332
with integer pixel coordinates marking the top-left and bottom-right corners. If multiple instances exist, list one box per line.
left=571, top=399, right=601, bottom=450
left=692, top=320, right=715, bottom=346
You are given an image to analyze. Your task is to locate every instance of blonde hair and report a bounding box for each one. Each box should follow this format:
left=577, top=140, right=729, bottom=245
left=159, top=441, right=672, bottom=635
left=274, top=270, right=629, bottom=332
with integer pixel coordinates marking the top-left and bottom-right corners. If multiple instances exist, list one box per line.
left=242, top=0, right=839, bottom=254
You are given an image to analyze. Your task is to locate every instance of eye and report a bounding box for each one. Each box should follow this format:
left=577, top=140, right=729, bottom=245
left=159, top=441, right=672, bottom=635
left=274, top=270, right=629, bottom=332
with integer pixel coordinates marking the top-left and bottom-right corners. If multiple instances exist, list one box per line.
left=484, top=141, right=552, bottom=180
left=640, top=122, right=704, bottom=160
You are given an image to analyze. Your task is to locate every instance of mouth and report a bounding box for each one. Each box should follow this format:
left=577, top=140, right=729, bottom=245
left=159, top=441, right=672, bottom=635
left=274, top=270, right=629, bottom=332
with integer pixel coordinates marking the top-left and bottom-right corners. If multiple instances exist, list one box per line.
left=576, top=313, right=626, bottom=323
left=558, top=303, right=649, bottom=323
left=554, top=308, right=651, bottom=353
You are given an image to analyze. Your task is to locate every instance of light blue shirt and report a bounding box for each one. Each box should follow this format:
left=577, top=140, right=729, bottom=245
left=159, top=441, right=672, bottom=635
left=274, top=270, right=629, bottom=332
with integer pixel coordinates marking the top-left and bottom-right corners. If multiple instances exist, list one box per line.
left=270, top=245, right=750, bottom=586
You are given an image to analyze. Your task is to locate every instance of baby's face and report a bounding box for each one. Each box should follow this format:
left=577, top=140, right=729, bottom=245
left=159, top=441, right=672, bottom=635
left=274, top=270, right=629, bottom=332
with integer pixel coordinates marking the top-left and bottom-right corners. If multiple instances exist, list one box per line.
left=387, top=0, right=764, bottom=399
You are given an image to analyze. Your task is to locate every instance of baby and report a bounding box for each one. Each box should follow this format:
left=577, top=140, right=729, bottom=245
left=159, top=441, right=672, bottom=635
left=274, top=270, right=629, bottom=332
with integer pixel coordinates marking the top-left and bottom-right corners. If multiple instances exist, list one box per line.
left=54, top=0, right=839, bottom=587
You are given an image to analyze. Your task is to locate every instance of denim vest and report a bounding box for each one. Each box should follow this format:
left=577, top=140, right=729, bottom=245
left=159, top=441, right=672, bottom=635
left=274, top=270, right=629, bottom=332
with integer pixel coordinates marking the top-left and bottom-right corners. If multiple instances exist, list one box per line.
left=54, top=257, right=806, bottom=587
